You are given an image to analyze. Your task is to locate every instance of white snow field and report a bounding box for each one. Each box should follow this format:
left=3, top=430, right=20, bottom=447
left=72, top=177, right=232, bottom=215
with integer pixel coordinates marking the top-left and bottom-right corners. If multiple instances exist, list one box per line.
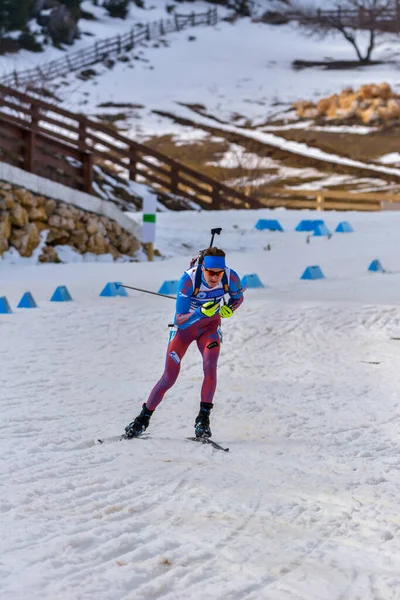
left=2, top=208, right=400, bottom=599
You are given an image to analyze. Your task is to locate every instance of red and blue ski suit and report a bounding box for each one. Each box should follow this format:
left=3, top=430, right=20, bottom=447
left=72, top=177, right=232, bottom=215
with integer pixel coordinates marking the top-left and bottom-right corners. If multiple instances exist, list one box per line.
left=146, top=265, right=244, bottom=410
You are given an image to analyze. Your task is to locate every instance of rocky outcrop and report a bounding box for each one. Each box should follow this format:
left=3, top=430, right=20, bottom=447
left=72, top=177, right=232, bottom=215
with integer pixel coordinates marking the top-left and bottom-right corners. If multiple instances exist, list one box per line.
left=293, top=82, right=400, bottom=125
left=0, top=182, right=140, bottom=262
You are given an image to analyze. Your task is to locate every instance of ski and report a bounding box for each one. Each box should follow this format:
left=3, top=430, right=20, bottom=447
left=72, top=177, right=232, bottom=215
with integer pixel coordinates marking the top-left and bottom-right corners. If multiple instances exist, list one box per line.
left=186, top=436, right=229, bottom=452
left=97, top=434, right=128, bottom=444
left=97, top=434, right=229, bottom=452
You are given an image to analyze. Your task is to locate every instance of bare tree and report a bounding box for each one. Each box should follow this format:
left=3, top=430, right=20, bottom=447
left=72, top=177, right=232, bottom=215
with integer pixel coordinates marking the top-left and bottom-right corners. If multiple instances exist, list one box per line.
left=283, top=0, right=394, bottom=63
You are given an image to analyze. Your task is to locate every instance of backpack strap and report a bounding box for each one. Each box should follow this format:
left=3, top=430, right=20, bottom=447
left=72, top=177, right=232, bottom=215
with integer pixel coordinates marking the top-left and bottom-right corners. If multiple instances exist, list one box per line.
left=193, top=265, right=202, bottom=296
left=222, top=271, right=229, bottom=294
left=193, top=265, right=229, bottom=296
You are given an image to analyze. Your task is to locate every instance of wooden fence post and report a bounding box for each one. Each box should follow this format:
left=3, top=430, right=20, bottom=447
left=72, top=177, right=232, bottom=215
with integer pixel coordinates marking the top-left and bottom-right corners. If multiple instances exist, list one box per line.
left=30, top=103, right=39, bottom=129
left=147, top=242, right=154, bottom=262
left=78, top=117, right=86, bottom=145
left=146, top=24, right=151, bottom=40
left=191, top=11, right=196, bottom=26
left=24, top=128, right=36, bottom=173
left=170, top=164, right=179, bottom=194
left=129, top=146, right=138, bottom=181
left=175, top=14, right=180, bottom=31
left=211, top=184, right=221, bottom=209
left=81, top=151, right=92, bottom=194
left=316, top=192, right=325, bottom=211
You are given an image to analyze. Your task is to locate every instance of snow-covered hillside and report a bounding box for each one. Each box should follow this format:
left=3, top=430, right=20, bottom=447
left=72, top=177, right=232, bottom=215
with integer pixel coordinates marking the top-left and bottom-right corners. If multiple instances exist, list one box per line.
left=2, top=1, right=400, bottom=195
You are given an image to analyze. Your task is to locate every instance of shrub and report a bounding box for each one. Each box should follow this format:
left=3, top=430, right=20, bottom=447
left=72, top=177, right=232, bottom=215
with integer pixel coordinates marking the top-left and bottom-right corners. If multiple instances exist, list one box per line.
left=103, top=0, right=129, bottom=18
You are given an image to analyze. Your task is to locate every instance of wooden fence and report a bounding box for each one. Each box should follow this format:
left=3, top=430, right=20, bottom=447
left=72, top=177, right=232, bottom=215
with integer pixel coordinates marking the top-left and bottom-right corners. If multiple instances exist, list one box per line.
left=0, top=8, right=218, bottom=88
left=1, top=85, right=400, bottom=212
left=285, top=5, right=400, bottom=32
left=0, top=84, right=264, bottom=210
left=253, top=187, right=400, bottom=212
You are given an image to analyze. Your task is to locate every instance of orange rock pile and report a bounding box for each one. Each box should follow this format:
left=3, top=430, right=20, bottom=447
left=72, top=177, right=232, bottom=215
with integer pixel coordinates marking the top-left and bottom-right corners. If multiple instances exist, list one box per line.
left=293, top=83, right=400, bottom=124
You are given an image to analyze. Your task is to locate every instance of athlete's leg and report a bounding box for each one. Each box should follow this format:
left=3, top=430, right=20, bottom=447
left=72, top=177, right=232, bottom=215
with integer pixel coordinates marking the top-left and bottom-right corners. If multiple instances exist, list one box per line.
left=146, top=326, right=196, bottom=410
left=196, top=326, right=220, bottom=405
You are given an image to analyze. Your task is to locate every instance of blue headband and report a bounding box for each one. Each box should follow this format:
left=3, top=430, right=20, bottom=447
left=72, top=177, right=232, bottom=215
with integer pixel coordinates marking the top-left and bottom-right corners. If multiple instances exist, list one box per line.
left=203, top=255, right=225, bottom=269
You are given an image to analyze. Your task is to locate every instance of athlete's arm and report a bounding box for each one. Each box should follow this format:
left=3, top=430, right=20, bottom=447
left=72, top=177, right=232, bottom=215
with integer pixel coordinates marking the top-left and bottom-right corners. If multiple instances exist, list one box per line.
left=227, top=268, right=244, bottom=311
left=174, top=273, right=195, bottom=326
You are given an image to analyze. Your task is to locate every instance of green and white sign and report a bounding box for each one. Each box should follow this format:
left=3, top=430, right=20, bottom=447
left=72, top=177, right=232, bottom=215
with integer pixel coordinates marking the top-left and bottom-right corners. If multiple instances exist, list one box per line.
left=142, top=195, right=157, bottom=243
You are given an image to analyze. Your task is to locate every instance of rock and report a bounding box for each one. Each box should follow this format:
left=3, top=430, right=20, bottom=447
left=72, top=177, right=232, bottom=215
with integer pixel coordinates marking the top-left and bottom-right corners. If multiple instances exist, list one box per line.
left=10, top=222, right=41, bottom=257
left=87, top=232, right=110, bottom=254
left=0, top=213, right=11, bottom=255
left=360, top=106, right=380, bottom=124
left=47, top=5, right=79, bottom=46
left=10, top=203, right=29, bottom=227
left=45, top=199, right=57, bottom=215
left=70, top=229, right=89, bottom=252
left=46, top=227, right=70, bottom=244
left=0, top=212, right=12, bottom=239
left=56, top=205, right=76, bottom=219
left=39, top=246, right=61, bottom=263
left=13, top=188, right=37, bottom=208
left=28, top=206, right=48, bottom=222
left=0, top=180, right=140, bottom=260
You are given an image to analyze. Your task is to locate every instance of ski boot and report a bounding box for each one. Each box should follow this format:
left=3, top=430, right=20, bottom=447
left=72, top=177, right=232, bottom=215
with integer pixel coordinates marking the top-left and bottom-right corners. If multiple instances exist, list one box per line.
left=194, top=402, right=213, bottom=438
left=125, top=403, right=154, bottom=438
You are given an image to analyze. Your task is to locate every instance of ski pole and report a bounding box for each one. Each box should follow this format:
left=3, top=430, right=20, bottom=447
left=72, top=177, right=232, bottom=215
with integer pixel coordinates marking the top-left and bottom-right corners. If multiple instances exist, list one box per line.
left=116, top=283, right=175, bottom=300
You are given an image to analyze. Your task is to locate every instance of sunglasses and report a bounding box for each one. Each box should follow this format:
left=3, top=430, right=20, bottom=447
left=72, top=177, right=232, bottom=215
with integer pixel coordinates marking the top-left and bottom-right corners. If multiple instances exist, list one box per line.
left=203, top=268, right=225, bottom=276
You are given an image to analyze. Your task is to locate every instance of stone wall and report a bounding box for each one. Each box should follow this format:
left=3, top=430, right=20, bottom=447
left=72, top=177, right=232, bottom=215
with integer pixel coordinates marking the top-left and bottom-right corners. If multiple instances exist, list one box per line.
left=0, top=182, right=140, bottom=262
left=293, top=82, right=400, bottom=125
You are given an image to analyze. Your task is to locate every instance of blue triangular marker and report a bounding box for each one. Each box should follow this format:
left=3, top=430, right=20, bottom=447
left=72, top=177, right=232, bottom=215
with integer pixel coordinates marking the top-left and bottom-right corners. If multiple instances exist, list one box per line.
left=255, top=219, right=284, bottom=231
left=18, top=292, right=37, bottom=308
left=158, top=280, right=179, bottom=295
left=100, top=282, right=118, bottom=297
left=115, top=282, right=128, bottom=297
left=241, top=274, right=264, bottom=288
left=50, top=286, right=73, bottom=302
left=301, top=266, right=325, bottom=280
left=0, top=296, right=12, bottom=314
left=335, top=221, right=354, bottom=233
left=368, top=259, right=385, bottom=273
left=313, top=224, right=332, bottom=237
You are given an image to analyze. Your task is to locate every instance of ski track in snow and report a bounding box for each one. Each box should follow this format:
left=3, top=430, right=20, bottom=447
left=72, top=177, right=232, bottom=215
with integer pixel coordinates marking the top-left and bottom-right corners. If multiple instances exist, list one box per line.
left=3, top=289, right=400, bottom=599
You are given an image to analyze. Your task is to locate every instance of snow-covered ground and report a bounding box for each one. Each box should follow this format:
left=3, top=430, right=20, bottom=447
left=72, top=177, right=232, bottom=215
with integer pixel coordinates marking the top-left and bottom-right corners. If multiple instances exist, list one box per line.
left=54, top=18, right=400, bottom=138
left=0, top=0, right=220, bottom=74
left=3, top=207, right=400, bottom=599
left=2, top=0, right=399, bottom=139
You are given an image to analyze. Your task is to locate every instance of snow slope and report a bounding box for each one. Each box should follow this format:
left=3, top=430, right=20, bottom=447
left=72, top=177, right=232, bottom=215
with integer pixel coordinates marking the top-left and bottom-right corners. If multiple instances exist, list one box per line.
left=2, top=208, right=400, bottom=599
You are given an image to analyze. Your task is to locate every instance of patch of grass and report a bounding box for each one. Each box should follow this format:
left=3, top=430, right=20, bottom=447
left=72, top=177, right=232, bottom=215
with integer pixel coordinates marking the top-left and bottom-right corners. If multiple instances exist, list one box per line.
left=80, top=9, right=97, bottom=20
left=276, top=127, right=400, bottom=162
left=98, top=101, right=144, bottom=109
left=96, top=112, right=130, bottom=124
left=26, top=85, right=61, bottom=102
left=77, top=68, right=97, bottom=81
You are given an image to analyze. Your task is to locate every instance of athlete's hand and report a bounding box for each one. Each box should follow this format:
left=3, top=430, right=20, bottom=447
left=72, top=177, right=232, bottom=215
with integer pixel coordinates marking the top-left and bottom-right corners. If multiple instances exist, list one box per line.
left=200, top=301, right=219, bottom=317
left=220, top=304, right=233, bottom=318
